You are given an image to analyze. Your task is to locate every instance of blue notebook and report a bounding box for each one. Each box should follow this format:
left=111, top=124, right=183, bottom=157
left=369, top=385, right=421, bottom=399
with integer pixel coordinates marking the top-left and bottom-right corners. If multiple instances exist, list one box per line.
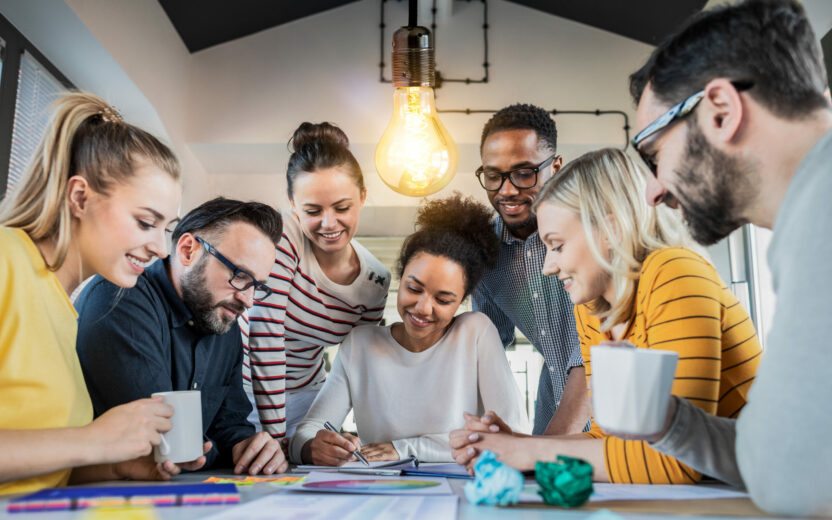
left=401, top=463, right=473, bottom=479
left=7, top=483, right=238, bottom=513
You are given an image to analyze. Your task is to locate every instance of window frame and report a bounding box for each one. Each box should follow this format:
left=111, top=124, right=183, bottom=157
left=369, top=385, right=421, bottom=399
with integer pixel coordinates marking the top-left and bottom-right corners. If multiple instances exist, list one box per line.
left=0, top=13, right=73, bottom=200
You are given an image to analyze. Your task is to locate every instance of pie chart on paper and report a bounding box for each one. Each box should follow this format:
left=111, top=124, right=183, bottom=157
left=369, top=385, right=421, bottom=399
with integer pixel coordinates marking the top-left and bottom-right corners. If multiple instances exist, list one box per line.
left=303, top=479, right=441, bottom=492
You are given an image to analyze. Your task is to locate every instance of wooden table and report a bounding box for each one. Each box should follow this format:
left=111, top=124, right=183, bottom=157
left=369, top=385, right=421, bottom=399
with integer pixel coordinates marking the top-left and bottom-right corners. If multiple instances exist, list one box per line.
left=0, top=470, right=790, bottom=519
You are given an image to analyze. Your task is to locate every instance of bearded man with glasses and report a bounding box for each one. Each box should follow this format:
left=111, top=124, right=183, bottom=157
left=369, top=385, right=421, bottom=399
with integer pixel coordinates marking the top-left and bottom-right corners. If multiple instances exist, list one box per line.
left=468, top=104, right=591, bottom=437
left=623, top=0, right=832, bottom=516
left=76, top=197, right=289, bottom=476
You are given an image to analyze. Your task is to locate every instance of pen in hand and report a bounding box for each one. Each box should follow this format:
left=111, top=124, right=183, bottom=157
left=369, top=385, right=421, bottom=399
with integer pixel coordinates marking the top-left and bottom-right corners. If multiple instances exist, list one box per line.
left=323, top=421, right=369, bottom=466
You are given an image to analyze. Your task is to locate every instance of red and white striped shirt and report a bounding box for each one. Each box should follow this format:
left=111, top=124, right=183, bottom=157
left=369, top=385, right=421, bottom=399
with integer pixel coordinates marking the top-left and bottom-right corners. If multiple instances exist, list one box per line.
left=241, top=213, right=389, bottom=438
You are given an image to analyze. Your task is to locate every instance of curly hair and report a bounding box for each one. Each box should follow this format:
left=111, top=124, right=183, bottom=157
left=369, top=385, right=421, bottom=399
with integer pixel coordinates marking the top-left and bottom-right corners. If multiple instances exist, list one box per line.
left=397, top=193, right=499, bottom=297
left=480, top=103, right=557, bottom=153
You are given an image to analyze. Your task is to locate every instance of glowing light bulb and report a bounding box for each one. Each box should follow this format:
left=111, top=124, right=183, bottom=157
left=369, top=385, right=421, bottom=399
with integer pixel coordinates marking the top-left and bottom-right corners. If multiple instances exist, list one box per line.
left=375, top=23, right=458, bottom=197
left=375, top=86, right=458, bottom=196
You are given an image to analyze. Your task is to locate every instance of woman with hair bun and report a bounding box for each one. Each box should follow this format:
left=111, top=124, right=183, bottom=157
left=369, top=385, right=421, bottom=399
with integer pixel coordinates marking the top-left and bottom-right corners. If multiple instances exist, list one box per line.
left=289, top=194, right=530, bottom=465
left=245, top=122, right=390, bottom=440
left=0, top=92, right=191, bottom=493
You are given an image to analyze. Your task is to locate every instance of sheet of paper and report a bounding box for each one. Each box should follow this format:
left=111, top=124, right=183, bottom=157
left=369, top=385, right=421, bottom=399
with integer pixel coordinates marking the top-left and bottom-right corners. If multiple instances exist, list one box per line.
left=291, top=471, right=453, bottom=495
left=203, top=475, right=305, bottom=486
left=206, top=494, right=458, bottom=520
left=294, top=457, right=416, bottom=473
left=521, top=483, right=749, bottom=503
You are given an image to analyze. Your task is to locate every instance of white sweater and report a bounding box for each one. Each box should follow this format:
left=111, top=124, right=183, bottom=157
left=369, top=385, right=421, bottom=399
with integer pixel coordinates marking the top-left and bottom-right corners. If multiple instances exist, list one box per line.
left=289, top=312, right=531, bottom=463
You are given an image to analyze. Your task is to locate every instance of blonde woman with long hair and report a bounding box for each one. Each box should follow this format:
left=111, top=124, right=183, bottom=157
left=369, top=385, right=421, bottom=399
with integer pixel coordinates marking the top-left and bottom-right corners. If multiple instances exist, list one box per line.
left=0, top=93, right=201, bottom=494
left=450, top=148, right=762, bottom=484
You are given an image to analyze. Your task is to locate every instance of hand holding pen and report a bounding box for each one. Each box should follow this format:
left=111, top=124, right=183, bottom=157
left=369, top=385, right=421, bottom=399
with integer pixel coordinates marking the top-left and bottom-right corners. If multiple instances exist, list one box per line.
left=301, top=421, right=369, bottom=466
left=324, top=421, right=369, bottom=466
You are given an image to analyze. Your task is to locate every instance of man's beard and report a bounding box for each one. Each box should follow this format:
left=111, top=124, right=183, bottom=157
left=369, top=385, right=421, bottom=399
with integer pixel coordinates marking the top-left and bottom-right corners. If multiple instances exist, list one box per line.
left=495, top=196, right=537, bottom=235
left=181, top=257, right=245, bottom=335
left=673, top=123, right=756, bottom=246
left=503, top=213, right=536, bottom=234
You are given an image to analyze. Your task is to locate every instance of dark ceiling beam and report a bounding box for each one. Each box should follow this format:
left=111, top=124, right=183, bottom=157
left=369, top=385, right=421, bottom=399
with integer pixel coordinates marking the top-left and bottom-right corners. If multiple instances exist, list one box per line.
left=158, top=0, right=360, bottom=53
left=505, top=0, right=707, bottom=46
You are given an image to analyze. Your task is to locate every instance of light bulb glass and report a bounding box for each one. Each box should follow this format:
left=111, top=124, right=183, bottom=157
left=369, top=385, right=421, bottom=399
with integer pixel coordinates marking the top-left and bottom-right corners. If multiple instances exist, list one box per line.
left=375, top=87, right=458, bottom=197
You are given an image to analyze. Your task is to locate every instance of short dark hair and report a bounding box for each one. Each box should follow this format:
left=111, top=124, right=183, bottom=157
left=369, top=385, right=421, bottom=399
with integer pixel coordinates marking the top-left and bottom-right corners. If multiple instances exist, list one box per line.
left=630, top=0, right=828, bottom=119
left=480, top=103, right=557, bottom=153
left=397, top=193, right=499, bottom=297
left=172, top=197, right=282, bottom=246
left=286, top=122, right=364, bottom=200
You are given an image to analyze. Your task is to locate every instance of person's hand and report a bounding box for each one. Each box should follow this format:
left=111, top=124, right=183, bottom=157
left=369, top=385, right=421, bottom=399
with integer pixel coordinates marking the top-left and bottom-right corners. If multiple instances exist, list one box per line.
left=450, top=428, right=480, bottom=472
left=360, top=442, right=398, bottom=462
left=232, top=432, right=289, bottom=475
left=301, top=429, right=362, bottom=466
left=450, top=411, right=517, bottom=472
left=461, top=433, right=538, bottom=474
left=463, top=411, right=514, bottom=435
left=84, top=396, right=173, bottom=464
left=114, top=441, right=212, bottom=481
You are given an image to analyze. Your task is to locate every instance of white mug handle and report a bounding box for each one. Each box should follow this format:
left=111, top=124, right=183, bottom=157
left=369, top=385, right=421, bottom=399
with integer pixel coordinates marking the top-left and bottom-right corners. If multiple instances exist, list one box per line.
left=159, top=433, right=170, bottom=456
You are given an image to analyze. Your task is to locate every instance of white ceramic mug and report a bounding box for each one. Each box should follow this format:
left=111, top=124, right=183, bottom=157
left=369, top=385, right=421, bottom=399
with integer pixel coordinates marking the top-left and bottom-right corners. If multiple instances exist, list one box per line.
left=152, top=390, right=203, bottom=463
left=590, top=345, right=678, bottom=435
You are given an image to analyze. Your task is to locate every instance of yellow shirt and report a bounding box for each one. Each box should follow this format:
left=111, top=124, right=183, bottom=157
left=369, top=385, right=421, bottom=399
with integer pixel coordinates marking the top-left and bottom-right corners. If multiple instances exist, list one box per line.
left=0, top=227, right=93, bottom=495
left=578, top=247, right=762, bottom=484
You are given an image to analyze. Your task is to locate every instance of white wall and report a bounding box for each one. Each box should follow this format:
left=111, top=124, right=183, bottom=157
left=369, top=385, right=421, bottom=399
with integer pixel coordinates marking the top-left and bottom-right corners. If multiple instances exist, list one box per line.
left=63, top=0, right=208, bottom=210
left=183, top=0, right=653, bottom=217
left=4, top=0, right=654, bottom=222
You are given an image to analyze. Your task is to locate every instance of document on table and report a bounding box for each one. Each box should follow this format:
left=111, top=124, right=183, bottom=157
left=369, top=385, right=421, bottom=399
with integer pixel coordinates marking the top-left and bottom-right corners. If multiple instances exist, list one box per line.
left=292, top=471, right=454, bottom=495
left=206, top=494, right=458, bottom=520
left=293, top=456, right=417, bottom=473
left=521, top=483, right=749, bottom=503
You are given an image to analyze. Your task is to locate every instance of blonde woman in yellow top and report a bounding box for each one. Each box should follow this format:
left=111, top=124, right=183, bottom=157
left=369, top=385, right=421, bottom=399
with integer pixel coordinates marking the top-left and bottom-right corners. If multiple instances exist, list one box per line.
left=0, top=93, right=203, bottom=494
left=450, top=148, right=761, bottom=484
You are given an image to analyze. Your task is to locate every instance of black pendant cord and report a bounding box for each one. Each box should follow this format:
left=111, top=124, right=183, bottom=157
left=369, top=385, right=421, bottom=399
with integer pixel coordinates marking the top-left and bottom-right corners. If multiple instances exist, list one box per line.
left=409, top=0, right=418, bottom=27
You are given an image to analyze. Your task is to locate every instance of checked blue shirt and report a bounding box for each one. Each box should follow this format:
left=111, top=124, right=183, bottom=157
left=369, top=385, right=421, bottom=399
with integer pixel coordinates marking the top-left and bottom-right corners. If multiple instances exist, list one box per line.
left=473, top=216, right=583, bottom=434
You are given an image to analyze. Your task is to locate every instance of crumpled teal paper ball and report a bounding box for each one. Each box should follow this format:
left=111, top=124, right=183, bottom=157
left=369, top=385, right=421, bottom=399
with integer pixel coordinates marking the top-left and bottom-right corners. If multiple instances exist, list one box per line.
left=464, top=450, right=525, bottom=506
left=535, top=455, right=594, bottom=507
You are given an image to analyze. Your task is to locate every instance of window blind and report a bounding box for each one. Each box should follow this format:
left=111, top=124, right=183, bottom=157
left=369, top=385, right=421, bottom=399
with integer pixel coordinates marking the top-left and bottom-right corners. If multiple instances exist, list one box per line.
left=6, top=50, right=65, bottom=195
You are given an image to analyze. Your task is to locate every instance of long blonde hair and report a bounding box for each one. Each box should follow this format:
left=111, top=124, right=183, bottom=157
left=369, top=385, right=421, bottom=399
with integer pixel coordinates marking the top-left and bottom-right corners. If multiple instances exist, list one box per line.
left=533, top=148, right=699, bottom=331
left=0, top=92, right=180, bottom=270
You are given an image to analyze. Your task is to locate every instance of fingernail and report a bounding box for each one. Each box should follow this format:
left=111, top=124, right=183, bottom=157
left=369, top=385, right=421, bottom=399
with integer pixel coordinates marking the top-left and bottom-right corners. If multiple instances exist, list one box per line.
left=468, top=447, right=475, bottom=455
left=489, top=425, right=499, bottom=432
left=251, top=466, right=260, bottom=474
left=468, top=433, right=479, bottom=441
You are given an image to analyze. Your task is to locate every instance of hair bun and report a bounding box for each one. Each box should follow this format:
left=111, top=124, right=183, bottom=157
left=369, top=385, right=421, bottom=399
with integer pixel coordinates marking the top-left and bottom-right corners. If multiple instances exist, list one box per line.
left=290, top=122, right=349, bottom=153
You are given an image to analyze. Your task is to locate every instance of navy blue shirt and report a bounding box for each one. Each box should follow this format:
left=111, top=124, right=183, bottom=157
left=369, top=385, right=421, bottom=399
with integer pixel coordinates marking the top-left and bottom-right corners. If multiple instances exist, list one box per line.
left=473, top=216, right=582, bottom=434
left=76, top=259, right=254, bottom=468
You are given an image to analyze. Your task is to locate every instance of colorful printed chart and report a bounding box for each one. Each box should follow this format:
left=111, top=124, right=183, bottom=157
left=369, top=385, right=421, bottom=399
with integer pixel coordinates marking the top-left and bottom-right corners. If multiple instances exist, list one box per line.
left=304, top=480, right=440, bottom=492
left=296, top=472, right=454, bottom=496
left=203, top=476, right=304, bottom=486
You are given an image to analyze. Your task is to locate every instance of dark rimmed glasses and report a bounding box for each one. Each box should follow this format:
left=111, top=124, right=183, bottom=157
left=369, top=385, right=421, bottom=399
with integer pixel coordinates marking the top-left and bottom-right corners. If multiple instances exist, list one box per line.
left=476, top=153, right=559, bottom=191
left=195, top=236, right=273, bottom=302
left=632, top=80, right=754, bottom=175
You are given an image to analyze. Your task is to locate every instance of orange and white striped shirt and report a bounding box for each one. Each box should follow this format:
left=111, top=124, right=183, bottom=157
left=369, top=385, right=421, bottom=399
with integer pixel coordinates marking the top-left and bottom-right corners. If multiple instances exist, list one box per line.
left=579, top=247, right=762, bottom=484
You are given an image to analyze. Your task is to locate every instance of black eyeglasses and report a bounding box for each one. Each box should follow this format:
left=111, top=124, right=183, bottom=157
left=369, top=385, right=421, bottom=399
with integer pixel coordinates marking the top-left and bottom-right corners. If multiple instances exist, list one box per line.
left=632, top=80, right=754, bottom=175
left=475, top=154, right=558, bottom=191
left=195, top=236, right=273, bottom=302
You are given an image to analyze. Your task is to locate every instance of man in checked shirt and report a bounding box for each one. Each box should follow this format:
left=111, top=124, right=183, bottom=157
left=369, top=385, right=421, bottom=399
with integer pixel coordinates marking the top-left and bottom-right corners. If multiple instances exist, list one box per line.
left=472, top=104, right=590, bottom=435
